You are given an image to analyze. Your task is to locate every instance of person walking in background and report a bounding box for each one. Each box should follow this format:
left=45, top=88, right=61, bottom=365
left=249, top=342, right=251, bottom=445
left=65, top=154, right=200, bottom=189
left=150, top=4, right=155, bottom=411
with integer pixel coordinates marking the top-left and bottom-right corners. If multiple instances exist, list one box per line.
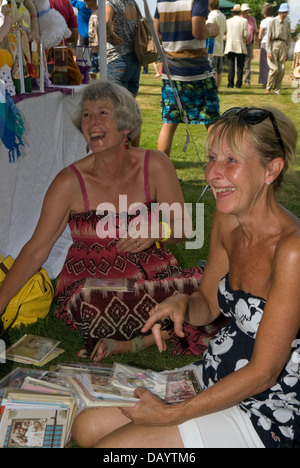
left=71, top=0, right=92, bottom=46
left=290, top=34, right=300, bottom=83
left=84, top=0, right=99, bottom=74
left=266, top=2, right=291, bottom=95
left=105, top=0, right=140, bottom=97
left=258, top=3, right=273, bottom=89
left=224, top=4, right=248, bottom=89
left=240, top=3, right=257, bottom=87
left=105, top=0, right=141, bottom=146
left=50, top=0, right=79, bottom=45
left=207, top=0, right=227, bottom=91
left=154, top=0, right=220, bottom=158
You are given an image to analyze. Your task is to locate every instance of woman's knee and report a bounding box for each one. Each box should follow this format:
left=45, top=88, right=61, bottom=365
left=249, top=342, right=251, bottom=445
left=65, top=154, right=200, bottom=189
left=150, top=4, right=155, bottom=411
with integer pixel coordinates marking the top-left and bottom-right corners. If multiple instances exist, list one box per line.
left=71, top=410, right=100, bottom=448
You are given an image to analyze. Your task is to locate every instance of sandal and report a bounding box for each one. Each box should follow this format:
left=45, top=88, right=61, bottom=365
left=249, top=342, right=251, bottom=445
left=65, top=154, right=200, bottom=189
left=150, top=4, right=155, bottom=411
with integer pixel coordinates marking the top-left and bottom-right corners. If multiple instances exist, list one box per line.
left=90, top=335, right=146, bottom=361
left=131, top=335, right=146, bottom=353
left=90, top=337, right=116, bottom=360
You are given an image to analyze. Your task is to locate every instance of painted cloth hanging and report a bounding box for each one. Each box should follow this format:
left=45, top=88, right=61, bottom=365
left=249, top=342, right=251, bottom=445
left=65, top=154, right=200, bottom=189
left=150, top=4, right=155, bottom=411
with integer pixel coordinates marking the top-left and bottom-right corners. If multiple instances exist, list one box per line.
left=0, top=89, right=25, bottom=162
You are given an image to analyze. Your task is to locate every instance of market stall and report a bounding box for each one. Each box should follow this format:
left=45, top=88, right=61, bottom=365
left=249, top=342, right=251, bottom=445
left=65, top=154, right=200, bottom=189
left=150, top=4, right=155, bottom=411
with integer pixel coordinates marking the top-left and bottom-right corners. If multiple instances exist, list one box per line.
left=0, top=86, right=86, bottom=278
left=0, top=0, right=111, bottom=280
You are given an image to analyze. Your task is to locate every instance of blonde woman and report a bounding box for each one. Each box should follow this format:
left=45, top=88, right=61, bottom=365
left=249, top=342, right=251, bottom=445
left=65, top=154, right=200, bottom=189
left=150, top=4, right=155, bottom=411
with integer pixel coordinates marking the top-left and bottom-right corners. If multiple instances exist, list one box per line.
left=72, top=107, right=300, bottom=448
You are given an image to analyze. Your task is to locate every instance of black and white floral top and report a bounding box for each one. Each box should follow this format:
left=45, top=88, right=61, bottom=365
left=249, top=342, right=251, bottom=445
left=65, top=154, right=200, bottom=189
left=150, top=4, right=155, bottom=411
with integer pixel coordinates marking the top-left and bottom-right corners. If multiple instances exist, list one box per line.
left=199, top=274, right=300, bottom=448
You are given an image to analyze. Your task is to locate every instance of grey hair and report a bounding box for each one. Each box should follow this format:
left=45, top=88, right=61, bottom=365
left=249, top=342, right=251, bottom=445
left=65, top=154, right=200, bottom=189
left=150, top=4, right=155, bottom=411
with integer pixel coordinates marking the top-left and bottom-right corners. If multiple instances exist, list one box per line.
left=74, top=80, right=142, bottom=141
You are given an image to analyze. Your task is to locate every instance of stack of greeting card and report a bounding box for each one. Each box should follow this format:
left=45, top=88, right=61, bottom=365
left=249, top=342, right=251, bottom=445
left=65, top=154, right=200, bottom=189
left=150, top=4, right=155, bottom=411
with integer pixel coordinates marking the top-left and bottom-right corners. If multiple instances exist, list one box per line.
left=5, top=334, right=64, bottom=367
left=0, top=333, right=202, bottom=448
left=0, top=366, right=77, bottom=449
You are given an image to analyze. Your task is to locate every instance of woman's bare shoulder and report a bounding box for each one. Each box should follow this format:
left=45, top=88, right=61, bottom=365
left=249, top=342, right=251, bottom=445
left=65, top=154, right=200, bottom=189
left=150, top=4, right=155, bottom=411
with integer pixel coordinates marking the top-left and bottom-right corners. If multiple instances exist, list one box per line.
left=272, top=208, right=300, bottom=276
left=44, top=164, right=86, bottom=206
left=144, top=148, right=176, bottom=170
left=276, top=228, right=300, bottom=262
left=49, top=165, right=78, bottom=189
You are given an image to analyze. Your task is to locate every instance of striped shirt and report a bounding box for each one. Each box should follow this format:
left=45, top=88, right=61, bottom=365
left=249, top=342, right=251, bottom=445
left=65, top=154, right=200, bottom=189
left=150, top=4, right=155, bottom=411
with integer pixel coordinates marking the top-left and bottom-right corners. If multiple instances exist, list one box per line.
left=154, top=0, right=213, bottom=81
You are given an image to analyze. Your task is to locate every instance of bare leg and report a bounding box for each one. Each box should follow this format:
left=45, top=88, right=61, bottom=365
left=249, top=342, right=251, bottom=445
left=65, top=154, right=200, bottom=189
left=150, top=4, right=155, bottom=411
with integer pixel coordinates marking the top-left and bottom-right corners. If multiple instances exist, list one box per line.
left=72, top=407, right=183, bottom=448
left=72, top=407, right=130, bottom=448
left=157, top=123, right=178, bottom=157
left=97, top=422, right=184, bottom=448
left=94, top=331, right=170, bottom=361
left=153, top=62, right=161, bottom=78
left=214, top=73, right=222, bottom=90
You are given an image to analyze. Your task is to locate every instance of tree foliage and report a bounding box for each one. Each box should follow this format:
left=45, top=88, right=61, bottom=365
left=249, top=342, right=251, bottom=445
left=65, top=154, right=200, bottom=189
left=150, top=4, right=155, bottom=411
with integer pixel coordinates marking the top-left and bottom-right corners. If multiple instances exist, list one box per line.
left=240, top=0, right=282, bottom=25
left=293, top=20, right=300, bottom=38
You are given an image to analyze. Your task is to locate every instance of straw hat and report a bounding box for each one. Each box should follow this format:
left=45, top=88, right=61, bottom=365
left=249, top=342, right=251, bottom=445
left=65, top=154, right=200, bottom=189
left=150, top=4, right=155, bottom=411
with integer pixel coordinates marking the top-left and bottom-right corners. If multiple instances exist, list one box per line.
left=231, top=4, right=241, bottom=12
left=293, top=65, right=300, bottom=79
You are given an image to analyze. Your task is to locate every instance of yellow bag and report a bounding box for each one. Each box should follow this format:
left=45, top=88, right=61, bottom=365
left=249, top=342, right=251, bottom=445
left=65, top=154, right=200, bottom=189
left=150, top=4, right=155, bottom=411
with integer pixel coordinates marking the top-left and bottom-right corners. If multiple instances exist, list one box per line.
left=0, top=255, right=54, bottom=335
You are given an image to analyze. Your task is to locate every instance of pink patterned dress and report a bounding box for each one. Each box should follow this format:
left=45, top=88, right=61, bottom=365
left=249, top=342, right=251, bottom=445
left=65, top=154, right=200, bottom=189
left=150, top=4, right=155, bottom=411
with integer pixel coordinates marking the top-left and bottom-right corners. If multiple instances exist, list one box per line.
left=54, top=151, right=203, bottom=354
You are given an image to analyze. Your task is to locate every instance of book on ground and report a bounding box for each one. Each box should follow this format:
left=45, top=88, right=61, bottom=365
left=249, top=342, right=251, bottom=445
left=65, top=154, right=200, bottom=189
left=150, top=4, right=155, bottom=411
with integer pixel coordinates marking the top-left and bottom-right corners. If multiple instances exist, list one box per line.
left=0, top=388, right=77, bottom=448
left=5, top=334, right=63, bottom=366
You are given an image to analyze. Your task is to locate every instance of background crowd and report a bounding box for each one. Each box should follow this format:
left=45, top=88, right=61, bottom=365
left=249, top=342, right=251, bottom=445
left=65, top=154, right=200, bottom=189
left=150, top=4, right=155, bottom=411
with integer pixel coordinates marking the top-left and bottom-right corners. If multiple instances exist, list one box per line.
left=63, top=0, right=299, bottom=93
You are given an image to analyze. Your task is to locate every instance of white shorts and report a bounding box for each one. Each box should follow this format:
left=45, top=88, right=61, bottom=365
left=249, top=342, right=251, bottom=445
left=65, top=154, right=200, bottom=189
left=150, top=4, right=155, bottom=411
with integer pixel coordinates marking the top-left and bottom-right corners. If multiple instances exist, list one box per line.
left=177, top=364, right=265, bottom=449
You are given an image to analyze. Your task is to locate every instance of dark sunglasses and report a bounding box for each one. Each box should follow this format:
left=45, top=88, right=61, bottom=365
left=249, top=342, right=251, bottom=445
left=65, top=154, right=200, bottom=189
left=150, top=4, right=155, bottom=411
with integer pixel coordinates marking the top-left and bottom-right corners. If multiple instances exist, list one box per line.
left=220, top=107, right=285, bottom=158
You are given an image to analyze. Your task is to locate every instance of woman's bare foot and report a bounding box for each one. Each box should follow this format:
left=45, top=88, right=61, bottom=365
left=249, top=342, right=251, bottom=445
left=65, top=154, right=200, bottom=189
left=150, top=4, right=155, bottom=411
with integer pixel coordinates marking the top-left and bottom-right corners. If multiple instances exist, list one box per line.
left=92, top=331, right=171, bottom=362
left=93, top=339, right=132, bottom=361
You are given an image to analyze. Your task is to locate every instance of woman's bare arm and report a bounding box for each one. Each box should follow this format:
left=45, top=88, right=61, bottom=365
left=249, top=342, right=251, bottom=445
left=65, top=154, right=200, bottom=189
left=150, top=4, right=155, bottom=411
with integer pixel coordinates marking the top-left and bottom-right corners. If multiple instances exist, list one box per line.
left=0, top=169, right=75, bottom=314
left=142, top=211, right=232, bottom=348
left=126, top=232, right=300, bottom=426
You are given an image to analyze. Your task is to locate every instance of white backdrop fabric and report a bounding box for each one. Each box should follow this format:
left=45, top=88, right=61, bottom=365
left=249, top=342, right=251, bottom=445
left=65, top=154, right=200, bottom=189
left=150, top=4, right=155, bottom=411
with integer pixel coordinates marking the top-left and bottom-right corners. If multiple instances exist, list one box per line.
left=0, top=87, right=87, bottom=278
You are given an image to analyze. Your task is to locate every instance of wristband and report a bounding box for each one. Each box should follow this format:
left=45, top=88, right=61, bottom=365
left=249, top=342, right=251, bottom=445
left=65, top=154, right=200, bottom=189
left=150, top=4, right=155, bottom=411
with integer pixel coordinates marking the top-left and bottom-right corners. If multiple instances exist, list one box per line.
left=160, top=221, right=172, bottom=242
left=155, top=222, right=172, bottom=248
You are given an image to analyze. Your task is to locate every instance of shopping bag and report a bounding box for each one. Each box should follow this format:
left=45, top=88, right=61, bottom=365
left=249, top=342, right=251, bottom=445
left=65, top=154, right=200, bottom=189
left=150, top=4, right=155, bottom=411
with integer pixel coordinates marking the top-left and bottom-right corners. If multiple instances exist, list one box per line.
left=0, top=255, right=54, bottom=335
left=133, top=1, right=158, bottom=66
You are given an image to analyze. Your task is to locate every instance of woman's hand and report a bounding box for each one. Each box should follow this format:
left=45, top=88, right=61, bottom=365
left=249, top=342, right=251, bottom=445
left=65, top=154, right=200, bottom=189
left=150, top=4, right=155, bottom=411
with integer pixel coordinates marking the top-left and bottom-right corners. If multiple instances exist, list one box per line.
left=116, top=222, right=157, bottom=253
left=116, top=236, right=155, bottom=253
left=142, top=294, right=189, bottom=352
left=120, top=387, right=181, bottom=426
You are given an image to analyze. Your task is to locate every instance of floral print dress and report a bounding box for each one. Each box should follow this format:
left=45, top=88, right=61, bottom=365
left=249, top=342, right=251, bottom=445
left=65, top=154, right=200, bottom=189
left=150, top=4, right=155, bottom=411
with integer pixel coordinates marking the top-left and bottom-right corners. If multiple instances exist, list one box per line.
left=198, top=274, right=300, bottom=448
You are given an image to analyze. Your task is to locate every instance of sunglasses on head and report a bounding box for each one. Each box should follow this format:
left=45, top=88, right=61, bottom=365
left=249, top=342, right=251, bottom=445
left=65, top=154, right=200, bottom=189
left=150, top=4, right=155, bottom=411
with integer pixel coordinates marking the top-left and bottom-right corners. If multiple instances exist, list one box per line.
left=220, top=107, right=285, bottom=158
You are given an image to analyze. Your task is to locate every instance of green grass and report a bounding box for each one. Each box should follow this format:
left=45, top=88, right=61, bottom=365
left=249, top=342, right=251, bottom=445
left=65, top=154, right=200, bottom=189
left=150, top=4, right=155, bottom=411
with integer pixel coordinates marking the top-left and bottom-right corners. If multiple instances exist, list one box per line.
left=1, top=56, right=299, bottom=381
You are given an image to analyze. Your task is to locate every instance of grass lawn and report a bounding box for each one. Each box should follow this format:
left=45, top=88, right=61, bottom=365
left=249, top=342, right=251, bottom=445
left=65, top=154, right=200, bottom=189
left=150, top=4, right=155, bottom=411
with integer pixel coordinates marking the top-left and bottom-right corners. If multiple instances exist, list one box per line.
left=1, top=56, right=300, bottom=382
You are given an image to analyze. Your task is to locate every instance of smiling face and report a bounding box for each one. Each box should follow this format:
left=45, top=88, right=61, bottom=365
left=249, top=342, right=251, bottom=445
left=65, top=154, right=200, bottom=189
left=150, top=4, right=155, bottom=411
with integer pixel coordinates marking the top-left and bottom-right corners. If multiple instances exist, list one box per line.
left=81, top=99, right=129, bottom=153
left=205, top=133, right=268, bottom=217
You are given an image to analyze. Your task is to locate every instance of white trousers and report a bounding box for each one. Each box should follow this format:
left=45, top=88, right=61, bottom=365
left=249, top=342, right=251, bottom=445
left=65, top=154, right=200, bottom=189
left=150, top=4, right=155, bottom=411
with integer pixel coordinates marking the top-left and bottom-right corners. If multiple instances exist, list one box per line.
left=177, top=364, right=265, bottom=449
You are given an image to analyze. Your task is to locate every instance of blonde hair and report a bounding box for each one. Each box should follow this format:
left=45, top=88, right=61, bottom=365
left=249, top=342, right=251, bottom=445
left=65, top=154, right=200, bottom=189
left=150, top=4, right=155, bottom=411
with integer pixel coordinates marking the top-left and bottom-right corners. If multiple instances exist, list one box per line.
left=205, top=107, right=298, bottom=191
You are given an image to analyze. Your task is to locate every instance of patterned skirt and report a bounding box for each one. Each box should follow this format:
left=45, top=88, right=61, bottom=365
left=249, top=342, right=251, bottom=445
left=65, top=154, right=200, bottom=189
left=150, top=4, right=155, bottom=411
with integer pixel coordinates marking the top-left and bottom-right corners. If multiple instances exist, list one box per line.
left=55, top=266, right=205, bottom=355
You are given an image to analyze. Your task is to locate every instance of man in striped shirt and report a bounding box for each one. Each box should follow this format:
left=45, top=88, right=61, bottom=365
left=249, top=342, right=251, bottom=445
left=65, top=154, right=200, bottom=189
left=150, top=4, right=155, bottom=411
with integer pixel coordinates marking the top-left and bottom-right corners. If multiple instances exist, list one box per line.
left=154, top=0, right=220, bottom=157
